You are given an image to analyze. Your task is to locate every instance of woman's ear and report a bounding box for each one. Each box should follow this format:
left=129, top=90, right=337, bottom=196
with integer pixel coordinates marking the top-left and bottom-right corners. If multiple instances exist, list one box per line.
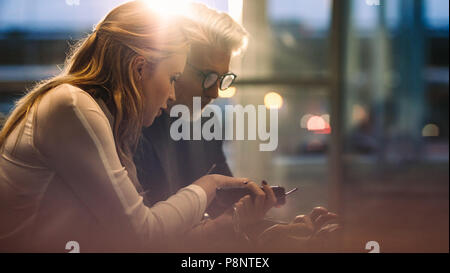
left=132, top=56, right=146, bottom=81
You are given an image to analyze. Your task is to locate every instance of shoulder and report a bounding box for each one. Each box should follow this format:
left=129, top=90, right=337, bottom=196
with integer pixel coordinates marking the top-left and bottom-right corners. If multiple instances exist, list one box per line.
left=43, top=84, right=98, bottom=109
left=39, top=84, right=107, bottom=121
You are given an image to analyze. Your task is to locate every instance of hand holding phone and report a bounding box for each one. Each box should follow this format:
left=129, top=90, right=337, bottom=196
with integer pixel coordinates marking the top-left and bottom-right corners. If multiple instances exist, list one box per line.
left=215, top=184, right=298, bottom=208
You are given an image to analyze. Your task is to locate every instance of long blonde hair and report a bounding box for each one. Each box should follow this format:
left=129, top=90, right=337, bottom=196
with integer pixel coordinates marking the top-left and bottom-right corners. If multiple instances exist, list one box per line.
left=0, top=1, right=191, bottom=185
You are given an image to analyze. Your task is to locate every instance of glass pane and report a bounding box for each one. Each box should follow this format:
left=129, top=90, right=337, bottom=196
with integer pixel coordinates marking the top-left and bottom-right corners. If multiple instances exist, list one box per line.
left=241, top=0, right=332, bottom=78
left=341, top=0, right=449, bottom=252
left=425, top=0, right=450, bottom=30
left=214, top=84, right=330, bottom=221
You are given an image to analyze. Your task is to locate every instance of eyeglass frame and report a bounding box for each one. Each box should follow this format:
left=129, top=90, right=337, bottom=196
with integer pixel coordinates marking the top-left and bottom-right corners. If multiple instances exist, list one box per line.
left=186, top=62, right=237, bottom=91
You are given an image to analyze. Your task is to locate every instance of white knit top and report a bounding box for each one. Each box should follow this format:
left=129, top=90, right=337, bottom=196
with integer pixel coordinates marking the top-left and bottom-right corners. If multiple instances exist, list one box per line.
left=0, top=84, right=207, bottom=252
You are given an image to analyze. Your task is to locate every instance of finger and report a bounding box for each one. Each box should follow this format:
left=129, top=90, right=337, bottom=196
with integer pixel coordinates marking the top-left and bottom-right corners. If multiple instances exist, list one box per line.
left=255, top=186, right=266, bottom=218
left=287, top=222, right=314, bottom=237
left=314, top=224, right=341, bottom=240
left=240, top=195, right=253, bottom=219
left=316, top=223, right=341, bottom=235
left=234, top=200, right=244, bottom=223
left=292, top=214, right=307, bottom=224
left=261, top=180, right=277, bottom=212
left=301, top=214, right=315, bottom=232
left=262, top=223, right=289, bottom=235
left=310, top=206, right=329, bottom=222
left=314, top=212, right=338, bottom=231
left=246, top=181, right=266, bottom=215
left=292, top=214, right=315, bottom=234
left=258, top=224, right=289, bottom=244
left=283, top=235, right=310, bottom=244
left=217, top=175, right=250, bottom=188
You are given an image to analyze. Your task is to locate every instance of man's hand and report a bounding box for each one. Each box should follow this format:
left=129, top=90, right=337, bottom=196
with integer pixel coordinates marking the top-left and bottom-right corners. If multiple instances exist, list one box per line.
left=258, top=207, right=340, bottom=251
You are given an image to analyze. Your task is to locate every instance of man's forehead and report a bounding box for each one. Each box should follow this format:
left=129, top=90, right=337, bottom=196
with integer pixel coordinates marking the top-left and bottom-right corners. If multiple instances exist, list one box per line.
left=189, top=44, right=231, bottom=74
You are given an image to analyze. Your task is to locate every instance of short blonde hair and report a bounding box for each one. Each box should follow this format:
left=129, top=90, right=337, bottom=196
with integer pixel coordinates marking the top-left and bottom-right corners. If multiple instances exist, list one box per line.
left=185, top=2, right=249, bottom=56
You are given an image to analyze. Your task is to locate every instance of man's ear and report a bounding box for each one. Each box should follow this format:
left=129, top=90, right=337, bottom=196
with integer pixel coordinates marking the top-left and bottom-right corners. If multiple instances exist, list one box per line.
left=132, top=56, right=147, bottom=80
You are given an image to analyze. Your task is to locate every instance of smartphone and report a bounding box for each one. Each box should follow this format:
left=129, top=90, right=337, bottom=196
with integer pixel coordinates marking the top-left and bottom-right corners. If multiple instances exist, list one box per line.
left=215, top=185, right=297, bottom=208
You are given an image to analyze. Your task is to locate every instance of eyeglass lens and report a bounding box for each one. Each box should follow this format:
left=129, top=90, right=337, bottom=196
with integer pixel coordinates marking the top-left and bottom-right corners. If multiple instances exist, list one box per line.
left=203, top=74, right=219, bottom=89
left=220, top=74, right=235, bottom=90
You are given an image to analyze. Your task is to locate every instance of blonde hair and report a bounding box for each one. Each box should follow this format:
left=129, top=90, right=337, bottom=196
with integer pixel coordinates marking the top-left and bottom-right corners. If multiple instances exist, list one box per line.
left=0, top=1, right=191, bottom=186
left=185, top=2, right=248, bottom=56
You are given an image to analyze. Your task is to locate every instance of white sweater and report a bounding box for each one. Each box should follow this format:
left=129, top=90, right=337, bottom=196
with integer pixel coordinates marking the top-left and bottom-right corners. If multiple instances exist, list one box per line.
left=0, top=84, right=207, bottom=252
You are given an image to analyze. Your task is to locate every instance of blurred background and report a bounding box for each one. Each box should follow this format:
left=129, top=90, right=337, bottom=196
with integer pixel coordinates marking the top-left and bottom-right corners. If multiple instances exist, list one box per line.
left=0, top=0, right=448, bottom=252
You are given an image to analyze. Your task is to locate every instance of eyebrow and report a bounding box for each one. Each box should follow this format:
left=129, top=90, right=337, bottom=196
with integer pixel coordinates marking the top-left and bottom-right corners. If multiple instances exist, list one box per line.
left=196, top=66, right=216, bottom=74
left=188, top=62, right=231, bottom=76
left=200, top=66, right=230, bottom=75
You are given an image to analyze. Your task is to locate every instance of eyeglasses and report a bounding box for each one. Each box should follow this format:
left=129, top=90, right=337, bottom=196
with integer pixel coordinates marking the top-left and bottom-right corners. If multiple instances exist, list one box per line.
left=187, top=62, right=237, bottom=91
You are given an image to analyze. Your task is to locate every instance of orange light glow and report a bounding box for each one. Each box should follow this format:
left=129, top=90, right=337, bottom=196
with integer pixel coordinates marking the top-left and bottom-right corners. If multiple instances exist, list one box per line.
left=219, top=87, right=236, bottom=98
left=422, top=123, right=440, bottom=137
left=264, top=92, right=283, bottom=109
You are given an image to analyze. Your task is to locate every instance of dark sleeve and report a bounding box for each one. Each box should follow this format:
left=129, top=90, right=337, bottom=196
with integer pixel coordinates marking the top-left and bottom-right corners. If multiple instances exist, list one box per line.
left=134, top=127, right=172, bottom=206
left=209, top=139, right=233, bottom=177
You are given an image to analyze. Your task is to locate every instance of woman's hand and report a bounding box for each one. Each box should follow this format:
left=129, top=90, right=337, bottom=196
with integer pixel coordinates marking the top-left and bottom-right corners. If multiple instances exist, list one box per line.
left=193, top=176, right=277, bottom=237
left=232, top=180, right=277, bottom=233
left=193, top=174, right=249, bottom=206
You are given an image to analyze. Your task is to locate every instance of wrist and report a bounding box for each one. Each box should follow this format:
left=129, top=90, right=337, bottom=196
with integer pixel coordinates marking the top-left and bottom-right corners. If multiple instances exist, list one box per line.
left=193, top=175, right=218, bottom=206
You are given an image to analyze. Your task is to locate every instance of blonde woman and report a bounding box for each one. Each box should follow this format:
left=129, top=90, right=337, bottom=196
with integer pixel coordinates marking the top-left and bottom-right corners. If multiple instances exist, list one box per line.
left=0, top=1, right=271, bottom=252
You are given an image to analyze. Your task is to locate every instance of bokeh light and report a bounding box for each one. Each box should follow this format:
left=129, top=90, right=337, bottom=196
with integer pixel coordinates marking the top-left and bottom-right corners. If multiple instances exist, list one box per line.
left=264, top=91, right=283, bottom=109
left=422, top=123, right=440, bottom=137
left=352, top=104, right=368, bottom=125
left=307, top=116, right=327, bottom=131
left=219, top=87, right=236, bottom=98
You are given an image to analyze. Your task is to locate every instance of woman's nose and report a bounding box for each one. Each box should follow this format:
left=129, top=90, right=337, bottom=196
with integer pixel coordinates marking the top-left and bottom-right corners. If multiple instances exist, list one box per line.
left=169, top=85, right=176, bottom=102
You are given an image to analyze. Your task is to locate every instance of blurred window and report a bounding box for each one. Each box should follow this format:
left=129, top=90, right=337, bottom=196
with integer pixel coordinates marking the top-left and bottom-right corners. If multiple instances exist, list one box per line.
left=0, top=0, right=229, bottom=35
left=267, top=0, right=332, bottom=76
left=425, top=0, right=449, bottom=30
